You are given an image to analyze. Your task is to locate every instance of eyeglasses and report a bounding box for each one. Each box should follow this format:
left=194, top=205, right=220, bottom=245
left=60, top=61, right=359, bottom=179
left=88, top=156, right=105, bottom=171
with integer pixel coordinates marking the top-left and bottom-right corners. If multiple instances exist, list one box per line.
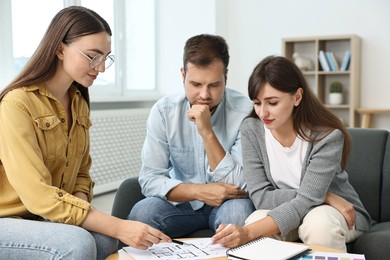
left=68, top=42, right=115, bottom=69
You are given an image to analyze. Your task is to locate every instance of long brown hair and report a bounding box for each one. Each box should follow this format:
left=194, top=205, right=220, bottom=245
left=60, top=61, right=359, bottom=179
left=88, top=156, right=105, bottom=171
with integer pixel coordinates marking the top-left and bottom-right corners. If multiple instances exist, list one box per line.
left=0, top=6, right=112, bottom=107
left=248, top=56, right=351, bottom=169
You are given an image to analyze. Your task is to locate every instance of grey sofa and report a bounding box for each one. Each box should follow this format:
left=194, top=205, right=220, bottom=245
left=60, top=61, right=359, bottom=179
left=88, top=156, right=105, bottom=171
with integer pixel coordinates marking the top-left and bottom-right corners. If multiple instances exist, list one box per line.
left=111, top=128, right=390, bottom=260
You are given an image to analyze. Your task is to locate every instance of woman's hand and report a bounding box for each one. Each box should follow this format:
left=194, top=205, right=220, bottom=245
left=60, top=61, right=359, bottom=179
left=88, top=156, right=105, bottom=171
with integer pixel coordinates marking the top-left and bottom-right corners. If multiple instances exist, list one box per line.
left=210, top=224, right=251, bottom=248
left=81, top=207, right=171, bottom=250
left=325, top=192, right=356, bottom=229
left=210, top=217, right=280, bottom=248
left=116, top=220, right=171, bottom=250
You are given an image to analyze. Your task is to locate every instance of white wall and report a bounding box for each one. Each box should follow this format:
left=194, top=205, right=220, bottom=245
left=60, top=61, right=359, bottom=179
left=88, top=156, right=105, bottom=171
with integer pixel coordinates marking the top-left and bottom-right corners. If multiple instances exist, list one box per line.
left=156, top=0, right=390, bottom=130
left=221, top=0, right=390, bottom=130
left=0, top=0, right=14, bottom=88
left=156, top=0, right=217, bottom=95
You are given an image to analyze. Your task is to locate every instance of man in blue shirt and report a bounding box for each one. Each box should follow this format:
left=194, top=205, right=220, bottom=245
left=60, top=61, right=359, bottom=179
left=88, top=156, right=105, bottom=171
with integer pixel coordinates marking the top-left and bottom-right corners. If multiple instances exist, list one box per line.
left=128, top=34, right=255, bottom=237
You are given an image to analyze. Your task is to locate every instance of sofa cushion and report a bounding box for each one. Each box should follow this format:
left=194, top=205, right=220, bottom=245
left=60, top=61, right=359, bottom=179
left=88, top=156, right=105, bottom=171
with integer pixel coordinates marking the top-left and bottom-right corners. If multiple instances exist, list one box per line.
left=352, top=222, right=390, bottom=260
left=346, top=128, right=388, bottom=222
left=381, top=133, right=390, bottom=222
left=111, top=177, right=145, bottom=220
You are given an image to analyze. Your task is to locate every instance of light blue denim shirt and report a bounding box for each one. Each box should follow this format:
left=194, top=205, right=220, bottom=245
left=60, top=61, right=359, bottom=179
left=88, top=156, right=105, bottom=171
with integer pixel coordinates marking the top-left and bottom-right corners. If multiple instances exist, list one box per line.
left=139, top=88, right=253, bottom=210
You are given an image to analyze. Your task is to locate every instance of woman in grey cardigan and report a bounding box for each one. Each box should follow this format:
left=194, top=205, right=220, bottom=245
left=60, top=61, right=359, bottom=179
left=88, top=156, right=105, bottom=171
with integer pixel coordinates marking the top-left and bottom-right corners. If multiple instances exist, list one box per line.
left=211, top=56, right=371, bottom=251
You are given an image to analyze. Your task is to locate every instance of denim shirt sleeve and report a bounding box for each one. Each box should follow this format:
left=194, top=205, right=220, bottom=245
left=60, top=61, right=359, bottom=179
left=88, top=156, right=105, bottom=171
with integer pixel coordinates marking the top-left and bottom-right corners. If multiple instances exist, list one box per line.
left=207, top=134, right=247, bottom=190
left=138, top=103, right=183, bottom=198
left=206, top=91, right=250, bottom=190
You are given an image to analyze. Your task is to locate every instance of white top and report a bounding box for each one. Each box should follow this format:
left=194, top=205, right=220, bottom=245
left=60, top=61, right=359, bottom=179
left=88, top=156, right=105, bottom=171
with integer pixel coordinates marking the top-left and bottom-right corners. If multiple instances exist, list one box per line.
left=264, top=126, right=308, bottom=189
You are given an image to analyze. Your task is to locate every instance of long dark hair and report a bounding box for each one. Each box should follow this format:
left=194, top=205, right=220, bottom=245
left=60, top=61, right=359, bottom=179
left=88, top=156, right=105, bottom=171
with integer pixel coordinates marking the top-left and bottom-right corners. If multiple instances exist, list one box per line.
left=0, top=6, right=112, bottom=107
left=248, top=56, right=351, bottom=169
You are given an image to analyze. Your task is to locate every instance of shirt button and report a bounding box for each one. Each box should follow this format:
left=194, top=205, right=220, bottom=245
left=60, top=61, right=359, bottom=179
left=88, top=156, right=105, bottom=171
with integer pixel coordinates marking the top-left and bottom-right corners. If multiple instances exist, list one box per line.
left=61, top=118, right=65, bottom=123
left=58, top=192, right=63, bottom=197
left=46, top=123, right=50, bottom=127
left=66, top=161, right=69, bottom=167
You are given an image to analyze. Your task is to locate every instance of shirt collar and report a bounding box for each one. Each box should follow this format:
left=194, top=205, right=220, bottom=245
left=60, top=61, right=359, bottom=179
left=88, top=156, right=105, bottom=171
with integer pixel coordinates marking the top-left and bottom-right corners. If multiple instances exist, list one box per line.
left=22, top=84, right=80, bottom=99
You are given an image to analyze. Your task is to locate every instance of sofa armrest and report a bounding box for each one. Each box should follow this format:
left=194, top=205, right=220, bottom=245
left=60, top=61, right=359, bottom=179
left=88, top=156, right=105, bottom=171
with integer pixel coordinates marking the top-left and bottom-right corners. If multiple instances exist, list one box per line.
left=346, top=128, right=389, bottom=222
left=111, top=176, right=145, bottom=220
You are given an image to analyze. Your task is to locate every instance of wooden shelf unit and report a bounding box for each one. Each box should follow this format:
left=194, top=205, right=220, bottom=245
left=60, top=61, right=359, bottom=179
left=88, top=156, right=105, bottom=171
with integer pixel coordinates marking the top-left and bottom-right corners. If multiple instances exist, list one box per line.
left=282, top=35, right=361, bottom=127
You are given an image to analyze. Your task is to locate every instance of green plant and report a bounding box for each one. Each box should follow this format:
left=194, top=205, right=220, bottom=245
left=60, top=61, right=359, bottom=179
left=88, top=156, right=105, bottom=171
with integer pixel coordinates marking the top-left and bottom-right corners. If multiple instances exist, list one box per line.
left=329, top=81, right=343, bottom=93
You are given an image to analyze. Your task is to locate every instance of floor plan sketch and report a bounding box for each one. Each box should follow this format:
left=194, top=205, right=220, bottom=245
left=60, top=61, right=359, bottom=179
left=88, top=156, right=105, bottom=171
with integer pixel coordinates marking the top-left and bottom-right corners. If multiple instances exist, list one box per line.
left=122, top=238, right=227, bottom=260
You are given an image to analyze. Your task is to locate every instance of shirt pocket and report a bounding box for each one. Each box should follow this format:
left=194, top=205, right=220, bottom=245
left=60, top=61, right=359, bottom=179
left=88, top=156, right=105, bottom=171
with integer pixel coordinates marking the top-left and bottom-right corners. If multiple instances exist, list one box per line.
left=169, top=146, right=196, bottom=178
left=75, top=116, right=92, bottom=156
left=34, top=115, right=63, bottom=161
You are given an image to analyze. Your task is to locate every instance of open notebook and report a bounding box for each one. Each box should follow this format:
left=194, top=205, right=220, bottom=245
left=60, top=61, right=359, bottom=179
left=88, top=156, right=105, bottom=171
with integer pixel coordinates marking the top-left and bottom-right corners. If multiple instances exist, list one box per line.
left=226, top=237, right=311, bottom=260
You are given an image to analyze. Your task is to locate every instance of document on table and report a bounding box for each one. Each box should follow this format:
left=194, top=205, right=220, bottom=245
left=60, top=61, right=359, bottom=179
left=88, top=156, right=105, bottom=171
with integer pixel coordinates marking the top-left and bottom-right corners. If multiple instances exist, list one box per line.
left=122, top=237, right=227, bottom=260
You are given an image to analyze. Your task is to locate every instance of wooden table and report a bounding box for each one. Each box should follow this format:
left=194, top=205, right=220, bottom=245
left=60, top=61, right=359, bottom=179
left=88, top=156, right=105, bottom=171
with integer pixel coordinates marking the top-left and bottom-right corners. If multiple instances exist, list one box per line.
left=356, top=108, right=390, bottom=128
left=106, top=242, right=343, bottom=260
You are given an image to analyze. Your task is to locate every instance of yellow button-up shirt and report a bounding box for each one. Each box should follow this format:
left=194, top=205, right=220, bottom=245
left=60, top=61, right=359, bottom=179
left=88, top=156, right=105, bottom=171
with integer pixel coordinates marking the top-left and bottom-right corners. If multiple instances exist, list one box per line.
left=0, top=85, right=93, bottom=226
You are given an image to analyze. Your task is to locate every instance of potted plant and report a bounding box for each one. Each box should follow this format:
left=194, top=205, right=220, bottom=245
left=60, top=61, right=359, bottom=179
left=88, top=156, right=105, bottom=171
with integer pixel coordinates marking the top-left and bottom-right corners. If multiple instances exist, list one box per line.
left=329, top=81, right=343, bottom=105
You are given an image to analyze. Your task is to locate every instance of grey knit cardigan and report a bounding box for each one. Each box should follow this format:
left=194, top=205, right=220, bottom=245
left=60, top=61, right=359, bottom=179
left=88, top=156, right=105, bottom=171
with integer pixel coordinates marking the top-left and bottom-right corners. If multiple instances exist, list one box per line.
left=240, top=117, right=372, bottom=236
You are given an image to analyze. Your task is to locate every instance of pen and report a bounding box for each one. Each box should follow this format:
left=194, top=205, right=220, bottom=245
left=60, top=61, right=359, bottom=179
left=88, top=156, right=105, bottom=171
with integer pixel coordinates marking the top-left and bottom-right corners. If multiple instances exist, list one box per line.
left=172, top=239, right=192, bottom=246
left=203, top=223, right=232, bottom=249
left=150, top=234, right=189, bottom=246
left=172, top=239, right=184, bottom=245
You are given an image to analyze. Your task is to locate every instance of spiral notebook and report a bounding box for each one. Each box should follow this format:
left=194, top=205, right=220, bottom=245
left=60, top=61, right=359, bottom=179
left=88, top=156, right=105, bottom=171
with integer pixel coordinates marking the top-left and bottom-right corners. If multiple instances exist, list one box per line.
left=226, top=237, right=311, bottom=260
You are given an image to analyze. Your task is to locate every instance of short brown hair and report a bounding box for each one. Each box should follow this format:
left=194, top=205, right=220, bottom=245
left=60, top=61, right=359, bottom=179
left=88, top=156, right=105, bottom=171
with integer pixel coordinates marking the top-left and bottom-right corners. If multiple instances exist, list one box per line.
left=183, top=34, right=229, bottom=75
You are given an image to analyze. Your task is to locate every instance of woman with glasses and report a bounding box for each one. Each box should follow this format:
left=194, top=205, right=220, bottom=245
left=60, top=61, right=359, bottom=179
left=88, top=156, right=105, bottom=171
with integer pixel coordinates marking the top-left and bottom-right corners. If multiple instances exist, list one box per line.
left=0, top=6, right=170, bottom=260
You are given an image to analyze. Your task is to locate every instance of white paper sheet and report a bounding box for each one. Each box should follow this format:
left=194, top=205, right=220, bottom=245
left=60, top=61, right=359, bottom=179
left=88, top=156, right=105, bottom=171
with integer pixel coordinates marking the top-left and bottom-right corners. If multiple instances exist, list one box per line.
left=122, top=238, right=227, bottom=259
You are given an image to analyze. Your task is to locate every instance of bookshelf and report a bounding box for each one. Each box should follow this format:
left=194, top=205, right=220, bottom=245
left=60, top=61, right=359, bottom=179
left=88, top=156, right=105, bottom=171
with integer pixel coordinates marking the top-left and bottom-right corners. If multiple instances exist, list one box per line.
left=282, top=35, right=361, bottom=127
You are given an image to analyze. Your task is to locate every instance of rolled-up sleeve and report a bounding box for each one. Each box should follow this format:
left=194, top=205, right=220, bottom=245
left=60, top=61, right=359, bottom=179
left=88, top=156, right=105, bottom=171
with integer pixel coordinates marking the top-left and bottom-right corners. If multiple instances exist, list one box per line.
left=208, top=153, right=246, bottom=190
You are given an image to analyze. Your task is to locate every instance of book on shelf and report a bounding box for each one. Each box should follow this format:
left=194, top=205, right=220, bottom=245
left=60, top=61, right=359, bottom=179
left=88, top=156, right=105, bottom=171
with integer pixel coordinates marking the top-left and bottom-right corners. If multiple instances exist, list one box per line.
left=329, top=51, right=340, bottom=71
left=325, top=51, right=336, bottom=71
left=324, top=51, right=340, bottom=71
left=226, top=237, right=311, bottom=260
left=318, top=50, right=330, bottom=71
left=340, top=50, right=351, bottom=71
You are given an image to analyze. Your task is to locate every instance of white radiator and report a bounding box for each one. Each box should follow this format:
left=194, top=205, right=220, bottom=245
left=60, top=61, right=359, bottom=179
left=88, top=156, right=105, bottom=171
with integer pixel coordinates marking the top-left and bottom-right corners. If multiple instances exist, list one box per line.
left=89, top=108, right=150, bottom=195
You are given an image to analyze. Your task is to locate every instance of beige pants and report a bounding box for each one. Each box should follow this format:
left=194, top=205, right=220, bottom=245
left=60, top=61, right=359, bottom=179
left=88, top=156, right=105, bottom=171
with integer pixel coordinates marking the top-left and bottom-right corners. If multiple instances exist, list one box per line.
left=245, top=205, right=363, bottom=251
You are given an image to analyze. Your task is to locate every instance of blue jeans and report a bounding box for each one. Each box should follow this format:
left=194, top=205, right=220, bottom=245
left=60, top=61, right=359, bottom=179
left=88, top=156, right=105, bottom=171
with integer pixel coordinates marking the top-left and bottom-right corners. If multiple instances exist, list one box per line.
left=128, top=197, right=255, bottom=238
left=0, top=218, right=118, bottom=260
